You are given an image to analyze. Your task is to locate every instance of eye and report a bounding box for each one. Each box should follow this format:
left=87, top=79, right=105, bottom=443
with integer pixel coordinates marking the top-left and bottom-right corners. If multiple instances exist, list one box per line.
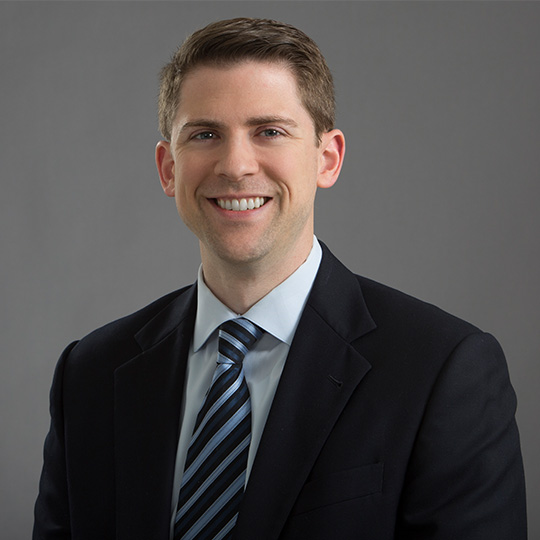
left=260, top=128, right=283, bottom=138
left=193, top=131, right=217, bottom=140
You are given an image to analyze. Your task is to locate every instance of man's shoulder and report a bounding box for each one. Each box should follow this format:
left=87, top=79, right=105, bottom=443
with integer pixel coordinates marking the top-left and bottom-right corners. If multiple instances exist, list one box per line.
left=86, top=286, right=192, bottom=341
left=354, top=273, right=482, bottom=348
left=319, top=243, right=480, bottom=340
left=66, top=285, right=195, bottom=369
left=359, top=274, right=475, bottom=325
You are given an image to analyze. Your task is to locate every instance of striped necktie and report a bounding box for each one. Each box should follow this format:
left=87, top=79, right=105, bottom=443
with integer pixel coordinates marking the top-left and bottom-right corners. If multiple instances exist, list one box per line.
left=174, top=318, right=263, bottom=540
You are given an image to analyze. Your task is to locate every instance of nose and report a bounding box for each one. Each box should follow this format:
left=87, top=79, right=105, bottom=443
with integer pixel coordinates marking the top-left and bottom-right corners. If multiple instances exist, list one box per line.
left=213, top=135, right=259, bottom=180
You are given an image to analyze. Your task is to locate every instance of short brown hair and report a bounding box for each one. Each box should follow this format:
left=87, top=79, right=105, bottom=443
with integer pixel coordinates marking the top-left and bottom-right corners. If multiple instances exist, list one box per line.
left=158, top=17, right=335, bottom=142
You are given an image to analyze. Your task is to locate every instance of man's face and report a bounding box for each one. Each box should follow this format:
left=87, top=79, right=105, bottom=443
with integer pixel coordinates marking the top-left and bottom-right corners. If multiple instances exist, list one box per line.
left=157, top=61, right=342, bottom=271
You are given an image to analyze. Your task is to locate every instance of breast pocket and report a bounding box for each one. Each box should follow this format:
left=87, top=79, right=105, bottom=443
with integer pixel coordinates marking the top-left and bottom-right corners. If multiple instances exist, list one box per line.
left=291, top=463, right=384, bottom=516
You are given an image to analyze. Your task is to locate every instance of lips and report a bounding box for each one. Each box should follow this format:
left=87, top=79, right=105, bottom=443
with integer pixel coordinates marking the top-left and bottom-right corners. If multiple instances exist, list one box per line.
left=215, top=197, right=268, bottom=211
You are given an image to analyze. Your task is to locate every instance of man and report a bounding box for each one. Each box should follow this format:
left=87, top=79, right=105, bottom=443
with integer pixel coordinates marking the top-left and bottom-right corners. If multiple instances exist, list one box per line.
left=34, top=17, right=526, bottom=540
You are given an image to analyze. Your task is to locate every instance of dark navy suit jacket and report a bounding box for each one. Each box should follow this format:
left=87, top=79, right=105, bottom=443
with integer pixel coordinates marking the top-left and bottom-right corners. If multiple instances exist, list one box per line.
left=34, top=244, right=527, bottom=539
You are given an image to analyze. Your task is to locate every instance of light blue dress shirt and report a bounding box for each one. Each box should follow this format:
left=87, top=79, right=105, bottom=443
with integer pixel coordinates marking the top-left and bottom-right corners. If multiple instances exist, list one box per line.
left=169, top=238, right=322, bottom=537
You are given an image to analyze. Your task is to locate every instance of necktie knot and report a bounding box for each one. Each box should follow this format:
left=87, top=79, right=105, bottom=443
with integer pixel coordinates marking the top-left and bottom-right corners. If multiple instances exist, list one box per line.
left=218, top=318, right=263, bottom=365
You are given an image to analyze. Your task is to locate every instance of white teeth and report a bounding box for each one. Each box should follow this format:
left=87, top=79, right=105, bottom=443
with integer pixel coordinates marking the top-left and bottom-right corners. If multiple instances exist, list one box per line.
left=216, top=197, right=266, bottom=211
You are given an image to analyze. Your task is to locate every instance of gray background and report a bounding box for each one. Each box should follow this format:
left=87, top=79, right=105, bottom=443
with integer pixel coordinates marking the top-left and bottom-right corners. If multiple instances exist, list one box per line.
left=1, top=1, right=538, bottom=538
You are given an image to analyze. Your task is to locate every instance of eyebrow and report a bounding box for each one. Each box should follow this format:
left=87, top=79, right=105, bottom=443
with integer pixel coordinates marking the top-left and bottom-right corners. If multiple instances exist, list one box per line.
left=178, top=115, right=300, bottom=133
left=246, top=116, right=299, bottom=129
left=179, top=119, right=224, bottom=132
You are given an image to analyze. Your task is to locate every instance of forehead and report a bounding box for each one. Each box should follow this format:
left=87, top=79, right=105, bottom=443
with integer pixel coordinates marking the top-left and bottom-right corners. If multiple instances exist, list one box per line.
left=175, top=60, right=308, bottom=121
left=183, top=59, right=298, bottom=89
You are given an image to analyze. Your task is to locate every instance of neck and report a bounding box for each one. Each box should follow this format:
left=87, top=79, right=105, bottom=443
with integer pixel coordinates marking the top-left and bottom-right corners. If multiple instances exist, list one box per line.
left=200, top=241, right=314, bottom=315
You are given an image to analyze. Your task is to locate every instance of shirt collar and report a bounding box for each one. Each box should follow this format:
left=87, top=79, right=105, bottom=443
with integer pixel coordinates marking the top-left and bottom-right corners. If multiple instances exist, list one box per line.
left=193, top=237, right=323, bottom=351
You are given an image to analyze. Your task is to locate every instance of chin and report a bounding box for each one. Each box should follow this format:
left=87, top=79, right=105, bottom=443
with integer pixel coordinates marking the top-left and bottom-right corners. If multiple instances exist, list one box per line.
left=215, top=246, right=268, bottom=266
left=203, top=234, right=273, bottom=267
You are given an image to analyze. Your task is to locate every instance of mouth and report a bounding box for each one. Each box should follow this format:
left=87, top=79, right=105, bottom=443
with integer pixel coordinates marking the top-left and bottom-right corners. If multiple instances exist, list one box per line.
left=214, top=197, right=269, bottom=212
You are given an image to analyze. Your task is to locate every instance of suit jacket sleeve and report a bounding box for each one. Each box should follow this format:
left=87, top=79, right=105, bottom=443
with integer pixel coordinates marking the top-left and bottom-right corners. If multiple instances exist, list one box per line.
left=33, top=342, right=78, bottom=540
left=396, top=332, right=526, bottom=539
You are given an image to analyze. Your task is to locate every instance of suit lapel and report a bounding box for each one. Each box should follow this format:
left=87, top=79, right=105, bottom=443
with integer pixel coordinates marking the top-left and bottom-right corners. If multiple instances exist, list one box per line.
left=235, top=246, right=376, bottom=539
left=114, top=285, right=197, bottom=540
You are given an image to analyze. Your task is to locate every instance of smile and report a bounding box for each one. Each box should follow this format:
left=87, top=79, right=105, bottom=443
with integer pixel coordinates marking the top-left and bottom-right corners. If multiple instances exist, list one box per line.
left=215, top=197, right=268, bottom=211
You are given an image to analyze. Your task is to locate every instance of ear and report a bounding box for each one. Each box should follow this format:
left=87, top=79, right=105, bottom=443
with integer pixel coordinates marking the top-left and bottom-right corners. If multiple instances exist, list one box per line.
left=155, top=140, right=175, bottom=197
left=317, top=129, right=345, bottom=189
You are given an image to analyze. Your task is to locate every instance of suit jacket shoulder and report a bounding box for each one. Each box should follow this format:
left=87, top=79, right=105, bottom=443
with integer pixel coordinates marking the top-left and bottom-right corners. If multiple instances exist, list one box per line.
left=354, top=273, right=484, bottom=366
left=357, top=273, right=478, bottom=336
left=66, top=284, right=195, bottom=373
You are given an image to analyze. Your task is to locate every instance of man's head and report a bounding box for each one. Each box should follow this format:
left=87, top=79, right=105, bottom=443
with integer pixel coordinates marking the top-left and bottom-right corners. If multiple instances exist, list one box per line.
left=158, top=17, right=335, bottom=143
left=155, top=18, right=345, bottom=298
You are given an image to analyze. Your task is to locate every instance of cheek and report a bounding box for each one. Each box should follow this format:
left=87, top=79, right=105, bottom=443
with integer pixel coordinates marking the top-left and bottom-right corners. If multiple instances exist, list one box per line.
left=172, top=171, right=194, bottom=216
left=174, top=160, right=202, bottom=197
left=267, top=151, right=309, bottom=188
left=279, top=158, right=319, bottom=200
